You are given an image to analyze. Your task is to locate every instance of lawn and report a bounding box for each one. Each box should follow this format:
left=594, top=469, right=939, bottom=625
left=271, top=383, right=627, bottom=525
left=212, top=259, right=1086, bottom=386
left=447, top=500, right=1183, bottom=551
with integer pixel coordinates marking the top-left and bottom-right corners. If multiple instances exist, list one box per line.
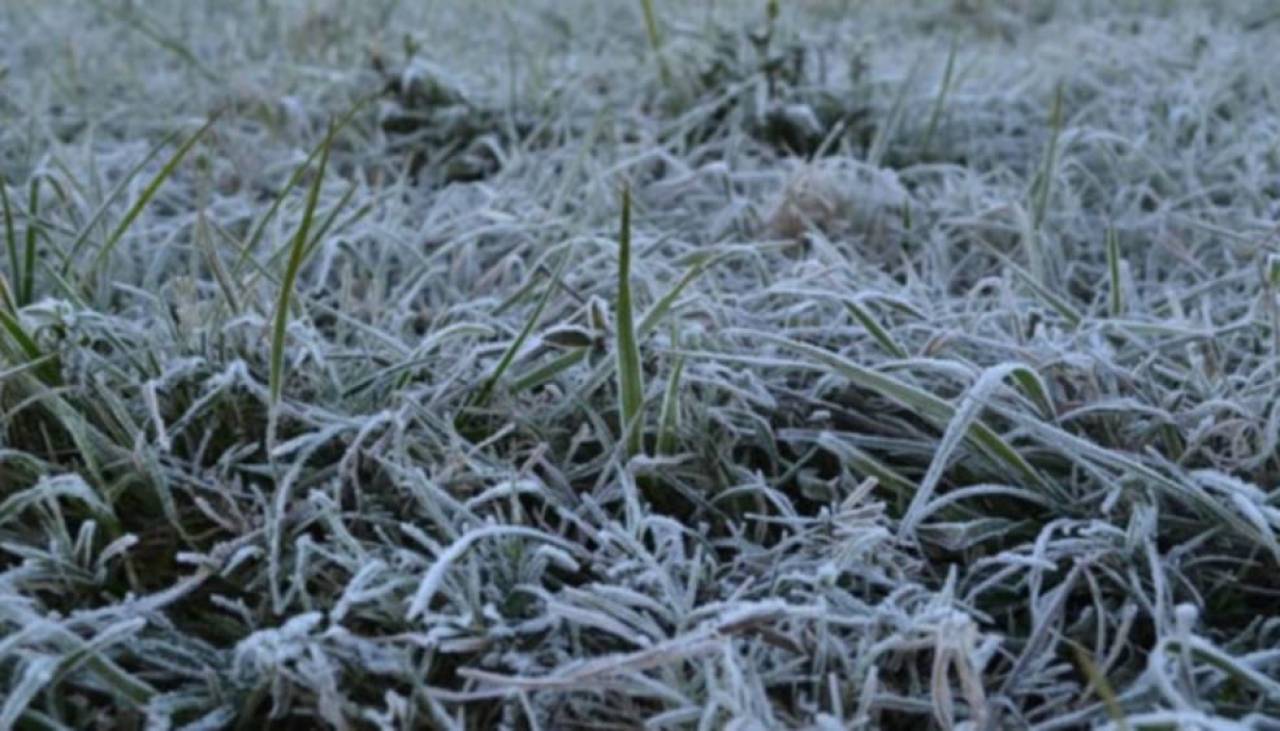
left=2, top=1, right=1280, bottom=728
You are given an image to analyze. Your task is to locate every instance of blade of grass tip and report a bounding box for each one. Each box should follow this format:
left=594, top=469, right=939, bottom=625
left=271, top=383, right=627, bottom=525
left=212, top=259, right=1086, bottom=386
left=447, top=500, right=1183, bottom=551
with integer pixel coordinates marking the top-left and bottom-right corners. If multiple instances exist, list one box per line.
left=269, top=121, right=335, bottom=442
left=462, top=249, right=573, bottom=424
left=656, top=353, right=684, bottom=456
left=1, top=177, right=17, bottom=309
left=1031, top=82, right=1064, bottom=230
left=638, top=0, right=672, bottom=88
left=21, top=177, right=41, bottom=306
left=89, top=114, right=220, bottom=292
left=844, top=299, right=907, bottom=359
left=616, top=187, right=646, bottom=457
left=919, top=38, right=957, bottom=158
left=1107, top=225, right=1123, bottom=317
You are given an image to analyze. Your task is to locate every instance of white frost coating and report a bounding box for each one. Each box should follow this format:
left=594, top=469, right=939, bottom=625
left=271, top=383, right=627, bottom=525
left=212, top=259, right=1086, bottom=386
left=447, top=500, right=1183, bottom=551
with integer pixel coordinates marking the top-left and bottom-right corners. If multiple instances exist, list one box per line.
left=405, top=525, right=579, bottom=621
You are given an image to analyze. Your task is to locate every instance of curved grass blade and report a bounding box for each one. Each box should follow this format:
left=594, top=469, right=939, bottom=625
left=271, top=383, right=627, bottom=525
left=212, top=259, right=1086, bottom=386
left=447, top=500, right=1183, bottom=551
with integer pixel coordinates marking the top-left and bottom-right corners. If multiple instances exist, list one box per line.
left=61, top=129, right=184, bottom=273
left=637, top=251, right=721, bottom=336
left=737, top=333, right=1056, bottom=498
left=0, top=290, right=60, bottom=386
left=901, top=362, right=1055, bottom=536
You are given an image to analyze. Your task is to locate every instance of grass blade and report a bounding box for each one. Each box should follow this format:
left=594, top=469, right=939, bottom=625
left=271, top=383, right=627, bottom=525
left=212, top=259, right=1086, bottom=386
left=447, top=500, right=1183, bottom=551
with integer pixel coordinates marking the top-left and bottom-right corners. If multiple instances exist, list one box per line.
left=89, top=115, right=219, bottom=288
left=901, top=363, right=1052, bottom=536
left=463, top=250, right=573, bottom=422
left=656, top=353, right=684, bottom=456
left=868, top=54, right=923, bottom=167
left=638, top=0, right=672, bottom=87
left=235, top=94, right=375, bottom=276
left=615, top=187, right=646, bottom=457
left=509, top=347, right=590, bottom=395
left=21, top=177, right=41, bottom=305
left=844, top=298, right=908, bottom=359
left=1107, top=225, right=1124, bottom=316
left=919, top=39, right=957, bottom=158
left=1, top=177, right=16, bottom=311
left=0, top=280, right=61, bottom=386
left=729, top=333, right=1058, bottom=499
left=268, top=121, right=334, bottom=439
left=1031, top=82, right=1064, bottom=229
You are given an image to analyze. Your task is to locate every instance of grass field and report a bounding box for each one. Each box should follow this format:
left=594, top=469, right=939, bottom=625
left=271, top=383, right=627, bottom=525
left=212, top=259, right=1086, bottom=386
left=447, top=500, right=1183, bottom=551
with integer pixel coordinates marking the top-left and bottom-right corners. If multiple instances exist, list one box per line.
left=3, top=1, right=1280, bottom=728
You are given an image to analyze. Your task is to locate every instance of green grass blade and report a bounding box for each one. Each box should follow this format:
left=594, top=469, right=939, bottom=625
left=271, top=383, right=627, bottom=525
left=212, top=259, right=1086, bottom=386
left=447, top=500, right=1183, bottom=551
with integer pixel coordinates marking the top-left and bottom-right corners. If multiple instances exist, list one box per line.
left=1, top=177, right=17, bottom=310
left=21, top=177, right=41, bottom=305
left=1031, top=82, right=1064, bottom=229
left=464, top=250, right=573, bottom=420
left=269, top=121, right=334, bottom=436
left=0, top=288, right=60, bottom=386
left=300, top=181, right=359, bottom=261
left=741, top=334, right=1057, bottom=498
left=638, top=0, right=672, bottom=87
left=509, top=347, right=589, bottom=395
left=637, top=252, right=720, bottom=336
left=844, top=299, right=908, bottom=359
left=616, top=187, right=646, bottom=457
left=60, top=129, right=185, bottom=271
left=919, top=39, right=957, bottom=158
left=89, top=115, right=219, bottom=286
left=868, top=54, right=923, bottom=167
left=235, top=95, right=375, bottom=276
left=1107, top=226, right=1123, bottom=317
left=196, top=209, right=241, bottom=314
left=656, top=354, right=684, bottom=456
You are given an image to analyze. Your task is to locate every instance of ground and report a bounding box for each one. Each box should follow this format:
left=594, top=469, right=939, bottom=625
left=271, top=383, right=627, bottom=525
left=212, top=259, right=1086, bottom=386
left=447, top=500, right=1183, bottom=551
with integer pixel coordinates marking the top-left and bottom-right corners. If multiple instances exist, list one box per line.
left=2, top=1, right=1280, bottom=729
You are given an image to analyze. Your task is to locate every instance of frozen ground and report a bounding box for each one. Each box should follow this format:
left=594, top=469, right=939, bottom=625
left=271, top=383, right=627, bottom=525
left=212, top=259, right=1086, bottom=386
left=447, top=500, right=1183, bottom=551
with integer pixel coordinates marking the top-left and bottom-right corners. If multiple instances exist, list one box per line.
left=3, top=1, right=1280, bottom=728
